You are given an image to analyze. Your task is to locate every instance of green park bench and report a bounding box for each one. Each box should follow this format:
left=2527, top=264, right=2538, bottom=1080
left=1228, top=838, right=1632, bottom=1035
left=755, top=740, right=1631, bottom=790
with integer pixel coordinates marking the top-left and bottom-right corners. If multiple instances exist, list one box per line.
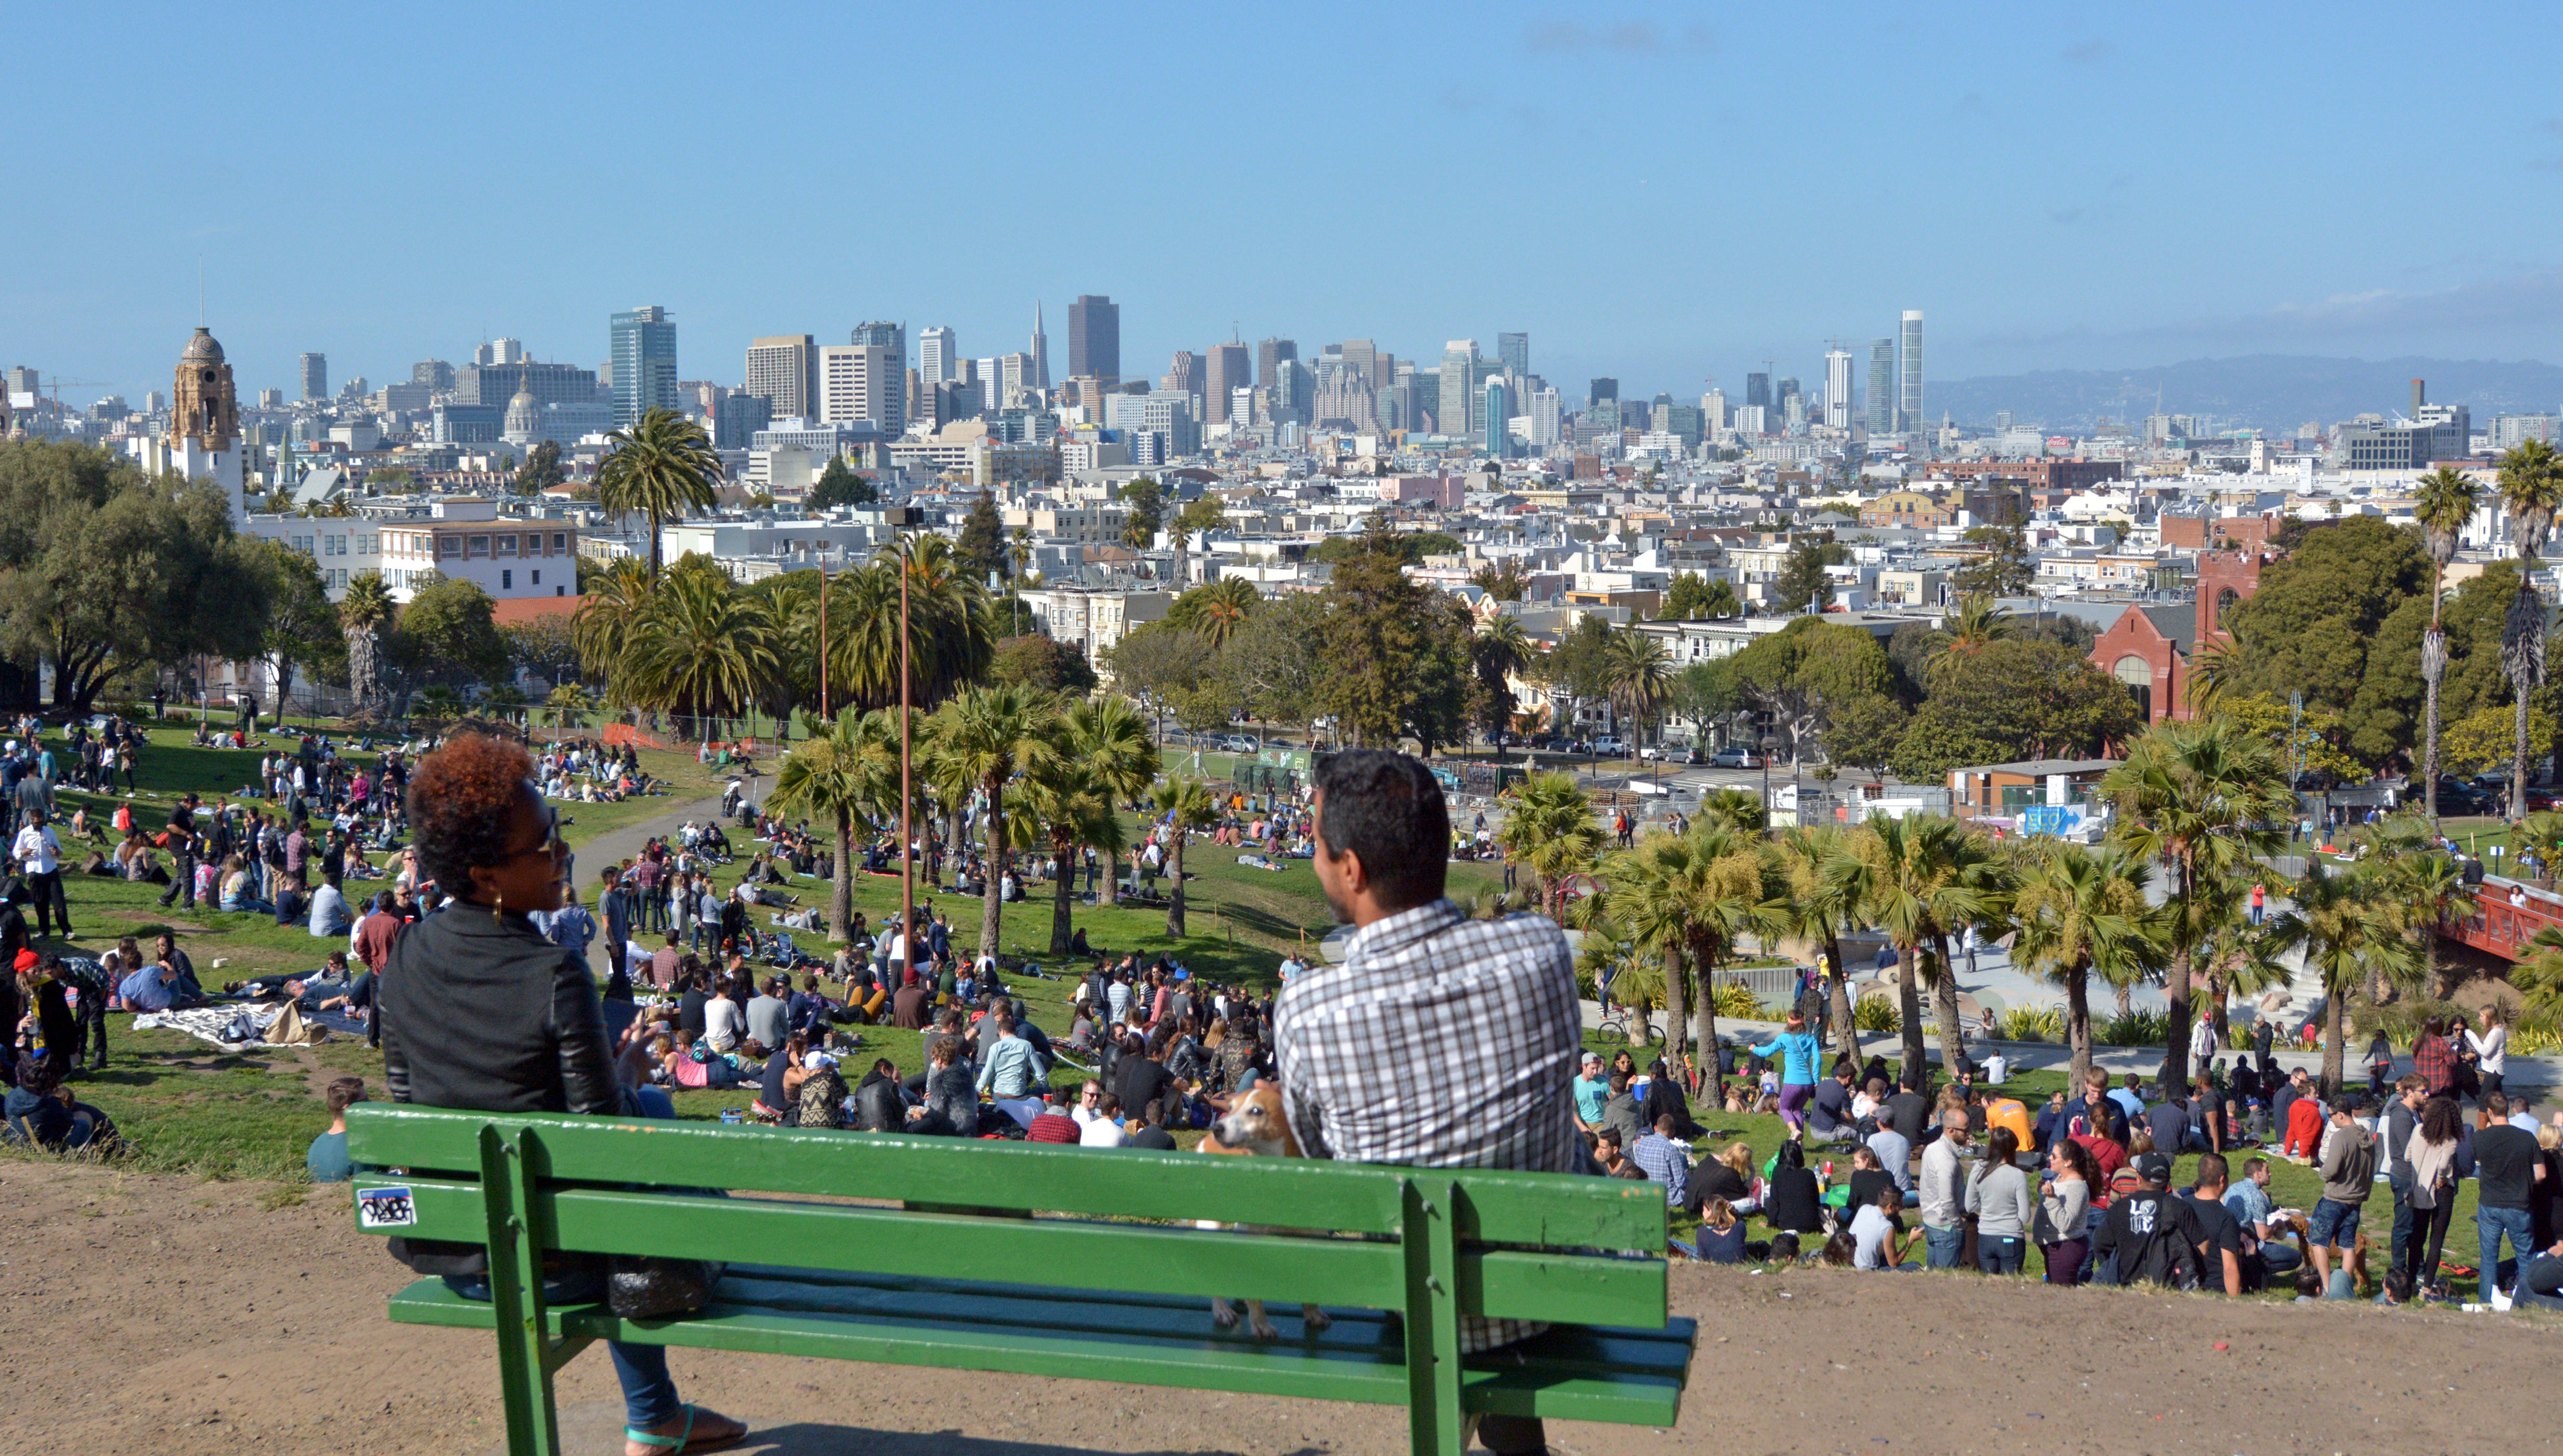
left=345, top=1105, right=1697, bottom=1456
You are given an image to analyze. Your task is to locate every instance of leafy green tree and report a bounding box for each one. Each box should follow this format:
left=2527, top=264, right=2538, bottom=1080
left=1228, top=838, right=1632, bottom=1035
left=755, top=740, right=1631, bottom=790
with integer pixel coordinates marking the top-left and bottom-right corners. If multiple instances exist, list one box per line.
left=1309, top=529, right=1460, bottom=566
left=956, top=490, right=1007, bottom=582
left=1951, top=523, right=2033, bottom=597
left=808, top=455, right=876, bottom=510
left=990, top=633, right=1097, bottom=696
left=1497, top=771, right=1604, bottom=920
left=2217, top=515, right=2429, bottom=719
left=1221, top=592, right=1328, bottom=733
left=1543, top=615, right=1616, bottom=705
left=339, top=570, right=397, bottom=716
left=1469, top=561, right=1528, bottom=602
left=620, top=561, right=781, bottom=736
left=2414, top=465, right=2487, bottom=815
left=2101, top=718, right=2293, bottom=1093
left=0, top=443, right=269, bottom=713
left=1822, top=693, right=1910, bottom=776
left=1316, top=530, right=1474, bottom=752
left=1890, top=639, right=2141, bottom=781
left=2008, top=841, right=2169, bottom=1091
left=243, top=539, right=345, bottom=722
left=1768, top=539, right=1849, bottom=613
left=500, top=610, right=582, bottom=688
left=390, top=575, right=510, bottom=691
left=1105, top=623, right=1214, bottom=735
left=1150, top=776, right=1219, bottom=936
left=1659, top=572, right=1741, bottom=620
left=593, top=407, right=720, bottom=575
left=1118, top=477, right=1165, bottom=548
left=928, top=684, right=1061, bottom=955
left=1727, top=617, right=1901, bottom=763
left=512, top=439, right=564, bottom=497
left=1166, top=577, right=1260, bottom=647
left=2209, top=692, right=2364, bottom=781
left=1174, top=495, right=1227, bottom=539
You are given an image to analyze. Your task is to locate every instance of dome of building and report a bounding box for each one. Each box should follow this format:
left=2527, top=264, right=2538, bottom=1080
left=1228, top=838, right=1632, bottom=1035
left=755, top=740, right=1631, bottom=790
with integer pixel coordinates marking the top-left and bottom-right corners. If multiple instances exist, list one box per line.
left=502, top=379, right=541, bottom=445
left=181, top=327, right=225, bottom=363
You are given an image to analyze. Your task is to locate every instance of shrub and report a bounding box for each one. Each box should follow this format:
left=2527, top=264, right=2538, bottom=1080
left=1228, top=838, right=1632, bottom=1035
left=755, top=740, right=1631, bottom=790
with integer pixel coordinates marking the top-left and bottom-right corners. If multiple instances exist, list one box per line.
left=2096, top=1009, right=2171, bottom=1047
left=2348, top=997, right=2463, bottom=1047
left=1999, top=1005, right=2065, bottom=1043
left=1853, top=996, right=1901, bottom=1034
left=1706, top=978, right=1766, bottom=1020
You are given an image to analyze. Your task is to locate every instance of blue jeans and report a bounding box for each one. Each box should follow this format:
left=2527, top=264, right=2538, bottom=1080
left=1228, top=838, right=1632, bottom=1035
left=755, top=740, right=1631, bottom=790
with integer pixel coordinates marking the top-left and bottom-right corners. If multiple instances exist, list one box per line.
left=2387, top=1175, right=2414, bottom=1273
left=2478, top=1205, right=2533, bottom=1297
left=1978, top=1234, right=2026, bottom=1275
left=2309, top=1198, right=2362, bottom=1250
left=1923, top=1223, right=1963, bottom=1270
left=444, top=1268, right=680, bottom=1431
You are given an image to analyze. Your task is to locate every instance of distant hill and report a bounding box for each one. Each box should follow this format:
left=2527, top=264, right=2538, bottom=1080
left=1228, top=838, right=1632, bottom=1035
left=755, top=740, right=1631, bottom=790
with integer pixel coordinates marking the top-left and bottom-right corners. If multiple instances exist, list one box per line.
left=1929, top=355, right=2563, bottom=434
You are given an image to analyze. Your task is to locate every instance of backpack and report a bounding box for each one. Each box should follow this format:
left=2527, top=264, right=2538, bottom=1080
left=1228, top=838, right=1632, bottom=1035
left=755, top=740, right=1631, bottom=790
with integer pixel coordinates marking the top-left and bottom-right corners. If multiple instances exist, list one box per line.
left=797, top=1065, right=847, bottom=1129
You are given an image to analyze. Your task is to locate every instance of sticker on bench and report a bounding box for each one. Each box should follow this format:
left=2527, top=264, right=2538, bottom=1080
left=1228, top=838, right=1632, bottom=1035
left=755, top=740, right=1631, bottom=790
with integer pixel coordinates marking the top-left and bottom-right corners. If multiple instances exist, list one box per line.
left=357, top=1186, right=418, bottom=1229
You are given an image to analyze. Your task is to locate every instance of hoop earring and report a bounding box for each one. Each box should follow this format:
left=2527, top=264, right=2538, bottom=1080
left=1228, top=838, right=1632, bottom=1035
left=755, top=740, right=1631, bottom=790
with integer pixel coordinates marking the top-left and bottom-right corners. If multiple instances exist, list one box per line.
left=493, top=891, right=504, bottom=924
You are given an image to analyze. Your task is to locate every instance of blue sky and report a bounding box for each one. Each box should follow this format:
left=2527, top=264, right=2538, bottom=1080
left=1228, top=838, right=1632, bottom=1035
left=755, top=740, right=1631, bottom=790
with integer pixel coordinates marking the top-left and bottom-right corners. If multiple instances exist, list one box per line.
left=9, top=2, right=2559, bottom=408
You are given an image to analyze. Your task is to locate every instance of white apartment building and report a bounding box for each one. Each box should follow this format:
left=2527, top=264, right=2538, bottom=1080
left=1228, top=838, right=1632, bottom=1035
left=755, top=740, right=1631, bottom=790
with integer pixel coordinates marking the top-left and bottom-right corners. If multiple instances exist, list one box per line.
left=242, top=497, right=580, bottom=603
left=1015, top=587, right=1172, bottom=675
left=819, top=345, right=900, bottom=431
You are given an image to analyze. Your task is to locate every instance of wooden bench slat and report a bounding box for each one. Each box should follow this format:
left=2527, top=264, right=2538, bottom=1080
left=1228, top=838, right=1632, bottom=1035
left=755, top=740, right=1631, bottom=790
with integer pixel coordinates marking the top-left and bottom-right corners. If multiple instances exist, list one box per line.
left=344, top=1107, right=1663, bottom=1250
left=384, top=1279, right=1689, bottom=1426
left=364, top=1177, right=1666, bottom=1327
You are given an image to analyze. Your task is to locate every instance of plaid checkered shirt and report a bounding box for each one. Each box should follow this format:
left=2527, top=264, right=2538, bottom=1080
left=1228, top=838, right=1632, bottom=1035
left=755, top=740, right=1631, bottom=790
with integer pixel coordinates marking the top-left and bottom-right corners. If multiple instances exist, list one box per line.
left=1275, top=898, right=1586, bottom=1351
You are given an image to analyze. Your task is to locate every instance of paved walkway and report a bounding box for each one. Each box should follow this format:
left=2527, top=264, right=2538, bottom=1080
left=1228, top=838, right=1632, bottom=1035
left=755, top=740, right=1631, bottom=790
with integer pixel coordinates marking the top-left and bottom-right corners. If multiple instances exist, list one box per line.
left=565, top=793, right=725, bottom=881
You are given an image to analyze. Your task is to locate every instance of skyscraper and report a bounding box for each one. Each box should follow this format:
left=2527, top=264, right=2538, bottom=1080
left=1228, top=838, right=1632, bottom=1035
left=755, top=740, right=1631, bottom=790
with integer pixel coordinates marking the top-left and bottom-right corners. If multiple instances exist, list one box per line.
left=818, top=344, right=899, bottom=430
left=1442, top=341, right=1479, bottom=439
left=1029, top=303, right=1050, bottom=389
left=1531, top=386, right=1561, bottom=450
left=1483, top=375, right=1513, bottom=459
left=1744, top=373, right=1770, bottom=411
left=1256, top=337, right=1297, bottom=390
left=1899, top=310, right=1924, bottom=435
left=744, top=335, right=818, bottom=421
left=1868, top=339, right=1896, bottom=436
left=412, top=360, right=455, bottom=391
left=1206, top=343, right=1249, bottom=428
left=1824, top=348, right=1853, bottom=432
left=850, top=322, right=906, bottom=433
left=1588, top=378, right=1617, bottom=409
left=1067, top=295, right=1119, bottom=382
left=608, top=306, right=678, bottom=428
left=917, top=327, right=957, bottom=387
left=1163, top=350, right=1204, bottom=410
left=300, top=353, right=327, bottom=401
left=1497, top=332, right=1530, bottom=381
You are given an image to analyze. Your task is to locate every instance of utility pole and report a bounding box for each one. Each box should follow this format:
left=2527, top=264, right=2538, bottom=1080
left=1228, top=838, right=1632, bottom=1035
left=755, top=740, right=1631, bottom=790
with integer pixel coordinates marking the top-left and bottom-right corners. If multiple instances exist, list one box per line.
left=899, top=532, right=915, bottom=983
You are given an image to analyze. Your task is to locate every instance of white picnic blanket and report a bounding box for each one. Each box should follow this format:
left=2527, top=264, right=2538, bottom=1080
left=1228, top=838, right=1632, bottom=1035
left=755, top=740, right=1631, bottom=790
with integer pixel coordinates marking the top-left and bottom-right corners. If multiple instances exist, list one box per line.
left=131, top=1003, right=280, bottom=1047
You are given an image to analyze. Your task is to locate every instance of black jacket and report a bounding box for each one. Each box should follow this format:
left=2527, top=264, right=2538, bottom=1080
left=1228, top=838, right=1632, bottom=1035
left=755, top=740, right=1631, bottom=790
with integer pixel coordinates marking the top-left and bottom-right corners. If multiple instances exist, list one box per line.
left=381, top=903, right=621, bottom=1117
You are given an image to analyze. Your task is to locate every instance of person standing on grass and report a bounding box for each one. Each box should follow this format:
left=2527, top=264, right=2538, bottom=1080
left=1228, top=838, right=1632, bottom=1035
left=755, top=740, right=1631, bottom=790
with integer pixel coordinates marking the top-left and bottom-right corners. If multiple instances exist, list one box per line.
left=2468, top=1007, right=2510, bottom=1103
left=1269, top=748, right=1582, bottom=1456
left=2306, top=1099, right=2377, bottom=1292
left=12, top=809, right=67, bottom=940
left=1965, top=1127, right=2035, bottom=1275
left=2473, top=1093, right=2543, bottom=1302
left=1750, top=1011, right=1822, bottom=1139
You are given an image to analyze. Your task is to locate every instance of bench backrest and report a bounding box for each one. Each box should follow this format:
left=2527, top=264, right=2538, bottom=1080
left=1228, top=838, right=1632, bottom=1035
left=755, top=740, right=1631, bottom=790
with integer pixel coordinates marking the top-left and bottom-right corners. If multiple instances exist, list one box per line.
left=345, top=1104, right=1668, bottom=1330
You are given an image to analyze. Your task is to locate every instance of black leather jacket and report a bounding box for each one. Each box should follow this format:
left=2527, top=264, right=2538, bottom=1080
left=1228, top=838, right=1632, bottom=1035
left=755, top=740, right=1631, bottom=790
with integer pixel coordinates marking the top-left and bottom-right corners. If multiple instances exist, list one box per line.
left=381, top=902, right=622, bottom=1116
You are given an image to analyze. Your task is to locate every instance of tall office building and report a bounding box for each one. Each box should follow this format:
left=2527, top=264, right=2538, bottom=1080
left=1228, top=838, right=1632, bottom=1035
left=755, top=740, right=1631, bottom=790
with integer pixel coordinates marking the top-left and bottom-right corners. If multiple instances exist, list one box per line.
left=1205, top=343, right=1249, bottom=428
left=818, top=344, right=899, bottom=430
left=849, top=323, right=906, bottom=433
left=1868, top=339, right=1896, bottom=436
left=1744, top=373, right=1770, bottom=411
left=744, top=335, right=818, bottom=421
left=1898, top=310, right=1924, bottom=434
left=917, top=327, right=957, bottom=386
left=300, top=353, right=327, bottom=401
left=1268, top=358, right=1311, bottom=426
left=411, top=360, right=455, bottom=391
left=1256, top=337, right=1297, bottom=390
left=1824, top=348, right=1854, bottom=432
left=1531, top=386, right=1561, bottom=450
left=1163, top=350, right=1204, bottom=411
left=609, top=306, right=678, bottom=427
left=1067, top=295, right=1119, bottom=382
left=1029, top=303, right=1050, bottom=389
left=1441, top=341, right=1479, bottom=439
left=476, top=339, right=526, bottom=367
left=1338, top=339, right=1379, bottom=388
left=1588, top=378, right=1617, bottom=409
left=1483, top=376, right=1514, bottom=459
left=1497, top=332, right=1530, bottom=381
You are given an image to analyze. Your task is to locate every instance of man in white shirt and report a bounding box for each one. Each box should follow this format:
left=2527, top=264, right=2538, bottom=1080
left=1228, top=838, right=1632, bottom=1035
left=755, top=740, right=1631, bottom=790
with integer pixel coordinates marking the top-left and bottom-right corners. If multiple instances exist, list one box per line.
left=12, top=809, right=69, bottom=938
left=1917, top=1110, right=1972, bottom=1270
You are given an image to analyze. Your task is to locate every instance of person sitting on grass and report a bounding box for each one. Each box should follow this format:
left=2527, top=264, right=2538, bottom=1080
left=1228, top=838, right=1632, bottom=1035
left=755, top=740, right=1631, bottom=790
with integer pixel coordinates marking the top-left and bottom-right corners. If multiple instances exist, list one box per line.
left=904, top=1035, right=978, bottom=1137
left=1850, top=1184, right=1921, bottom=1270
left=307, top=1075, right=368, bottom=1182
left=2, top=1056, right=114, bottom=1151
left=1693, top=1196, right=1746, bottom=1264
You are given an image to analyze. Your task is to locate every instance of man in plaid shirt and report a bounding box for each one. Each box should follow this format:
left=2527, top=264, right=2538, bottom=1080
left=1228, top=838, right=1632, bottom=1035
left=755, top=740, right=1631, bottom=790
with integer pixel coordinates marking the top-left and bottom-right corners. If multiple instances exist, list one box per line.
left=1275, top=749, right=1584, bottom=1456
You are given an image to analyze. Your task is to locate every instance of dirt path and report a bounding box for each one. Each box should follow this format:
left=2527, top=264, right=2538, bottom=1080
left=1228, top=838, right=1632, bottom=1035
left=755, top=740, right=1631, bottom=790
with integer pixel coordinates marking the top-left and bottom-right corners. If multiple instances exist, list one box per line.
left=6, top=1157, right=2553, bottom=1455
left=573, top=792, right=728, bottom=877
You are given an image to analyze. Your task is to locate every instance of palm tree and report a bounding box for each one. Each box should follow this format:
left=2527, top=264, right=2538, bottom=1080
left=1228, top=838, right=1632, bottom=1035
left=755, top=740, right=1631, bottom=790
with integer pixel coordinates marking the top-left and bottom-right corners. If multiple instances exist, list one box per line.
left=1599, top=628, right=1674, bottom=751
left=571, top=558, right=656, bottom=712
left=1842, top=814, right=2002, bottom=1083
left=2496, top=440, right=2563, bottom=823
left=1021, top=748, right=1114, bottom=953
left=621, top=563, right=781, bottom=739
left=1151, top=776, right=1218, bottom=937
left=1059, top=696, right=1160, bottom=908
left=2264, top=859, right=2419, bottom=1096
left=2357, top=814, right=2472, bottom=998
left=1598, top=822, right=1785, bottom=1071
left=1775, top=824, right=1866, bottom=1062
left=338, top=570, right=396, bottom=717
left=541, top=683, right=593, bottom=737
left=2008, top=841, right=2169, bottom=1091
left=1931, top=594, right=2011, bottom=682
left=593, top=408, right=720, bottom=577
left=2100, top=717, right=2293, bottom=1094
left=770, top=709, right=882, bottom=941
left=2414, top=465, right=2486, bottom=819
left=924, top=684, right=1059, bottom=956
left=1168, top=578, right=1260, bottom=649
left=1495, top=771, right=1605, bottom=920
left=1473, top=615, right=1535, bottom=755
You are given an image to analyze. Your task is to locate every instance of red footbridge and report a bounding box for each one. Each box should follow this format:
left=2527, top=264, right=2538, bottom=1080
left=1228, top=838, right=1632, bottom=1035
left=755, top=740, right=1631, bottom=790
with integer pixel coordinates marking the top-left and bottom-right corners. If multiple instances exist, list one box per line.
left=2443, top=875, right=2563, bottom=962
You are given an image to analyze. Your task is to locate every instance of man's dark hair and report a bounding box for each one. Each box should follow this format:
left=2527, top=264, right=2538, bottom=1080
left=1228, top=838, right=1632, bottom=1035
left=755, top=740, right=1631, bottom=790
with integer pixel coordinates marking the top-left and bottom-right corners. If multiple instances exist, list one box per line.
left=2194, top=1151, right=2228, bottom=1188
left=1312, top=749, right=1448, bottom=910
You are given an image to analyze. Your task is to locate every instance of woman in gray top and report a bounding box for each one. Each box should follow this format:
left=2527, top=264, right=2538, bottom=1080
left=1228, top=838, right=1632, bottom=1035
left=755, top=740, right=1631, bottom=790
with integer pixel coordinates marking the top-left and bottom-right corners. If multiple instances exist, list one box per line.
left=1964, top=1128, right=2037, bottom=1276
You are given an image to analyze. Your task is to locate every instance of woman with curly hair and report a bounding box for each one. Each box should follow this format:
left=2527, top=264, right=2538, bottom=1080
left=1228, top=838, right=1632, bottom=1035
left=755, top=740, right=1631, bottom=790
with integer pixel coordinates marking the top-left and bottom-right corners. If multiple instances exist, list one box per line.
left=378, top=733, right=744, bottom=1455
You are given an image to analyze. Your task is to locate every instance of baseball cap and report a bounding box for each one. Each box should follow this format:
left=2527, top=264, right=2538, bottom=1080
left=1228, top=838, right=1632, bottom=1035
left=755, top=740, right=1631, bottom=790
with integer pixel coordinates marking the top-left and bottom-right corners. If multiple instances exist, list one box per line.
left=2132, top=1152, right=2173, bottom=1185
left=1581, top=1051, right=1603, bottom=1067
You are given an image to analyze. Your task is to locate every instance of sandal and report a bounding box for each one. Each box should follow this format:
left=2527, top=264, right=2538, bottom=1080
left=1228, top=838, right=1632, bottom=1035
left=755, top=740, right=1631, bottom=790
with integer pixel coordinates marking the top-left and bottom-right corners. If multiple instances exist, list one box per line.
left=625, top=1405, right=744, bottom=1454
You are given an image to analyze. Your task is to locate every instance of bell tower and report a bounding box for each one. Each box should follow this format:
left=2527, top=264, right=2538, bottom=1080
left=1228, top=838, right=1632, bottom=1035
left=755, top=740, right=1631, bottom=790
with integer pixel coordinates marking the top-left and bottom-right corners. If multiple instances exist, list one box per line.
left=170, top=327, right=238, bottom=451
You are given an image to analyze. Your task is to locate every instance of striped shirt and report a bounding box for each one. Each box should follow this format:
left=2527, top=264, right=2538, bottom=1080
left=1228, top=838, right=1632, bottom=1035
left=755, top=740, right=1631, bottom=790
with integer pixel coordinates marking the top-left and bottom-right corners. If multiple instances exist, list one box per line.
left=1275, top=898, right=1585, bottom=1352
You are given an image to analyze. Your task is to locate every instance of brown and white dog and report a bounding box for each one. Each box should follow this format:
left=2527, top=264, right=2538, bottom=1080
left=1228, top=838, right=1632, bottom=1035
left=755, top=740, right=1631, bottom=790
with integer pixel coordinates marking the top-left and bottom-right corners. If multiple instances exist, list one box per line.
left=1205, top=1083, right=1333, bottom=1341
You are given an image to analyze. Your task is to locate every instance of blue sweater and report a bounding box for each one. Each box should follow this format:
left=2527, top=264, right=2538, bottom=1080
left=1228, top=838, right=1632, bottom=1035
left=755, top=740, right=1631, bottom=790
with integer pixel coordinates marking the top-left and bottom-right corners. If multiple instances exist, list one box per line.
left=1751, top=1030, right=1822, bottom=1086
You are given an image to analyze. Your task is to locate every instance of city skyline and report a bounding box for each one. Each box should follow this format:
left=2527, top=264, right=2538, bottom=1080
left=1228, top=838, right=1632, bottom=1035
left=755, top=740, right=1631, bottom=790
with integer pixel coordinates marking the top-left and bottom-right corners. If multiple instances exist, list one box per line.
left=10, top=2, right=2557, bottom=405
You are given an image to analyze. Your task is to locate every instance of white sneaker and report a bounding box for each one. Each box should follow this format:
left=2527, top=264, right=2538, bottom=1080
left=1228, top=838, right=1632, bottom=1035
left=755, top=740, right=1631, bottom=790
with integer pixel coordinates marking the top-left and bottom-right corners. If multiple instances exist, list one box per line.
left=2492, top=1288, right=2514, bottom=1312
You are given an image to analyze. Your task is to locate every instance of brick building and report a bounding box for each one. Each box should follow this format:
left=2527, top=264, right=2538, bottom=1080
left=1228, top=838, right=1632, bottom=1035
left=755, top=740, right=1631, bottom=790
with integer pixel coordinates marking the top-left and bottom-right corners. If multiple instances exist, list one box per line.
left=2087, top=549, right=2272, bottom=723
left=2160, top=512, right=2283, bottom=552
